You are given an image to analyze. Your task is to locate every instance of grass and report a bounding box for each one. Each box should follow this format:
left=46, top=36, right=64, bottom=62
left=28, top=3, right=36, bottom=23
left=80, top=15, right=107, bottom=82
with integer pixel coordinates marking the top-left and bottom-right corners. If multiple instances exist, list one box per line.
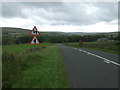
left=2, top=43, right=53, bottom=53
left=64, top=41, right=120, bottom=55
left=0, top=45, right=1, bottom=89
left=2, top=43, right=70, bottom=88
left=67, top=41, right=117, bottom=45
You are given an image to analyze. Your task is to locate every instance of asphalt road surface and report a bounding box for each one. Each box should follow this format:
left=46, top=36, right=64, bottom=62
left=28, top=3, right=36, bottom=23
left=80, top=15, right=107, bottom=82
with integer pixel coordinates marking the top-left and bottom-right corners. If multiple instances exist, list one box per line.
left=59, top=44, right=119, bottom=88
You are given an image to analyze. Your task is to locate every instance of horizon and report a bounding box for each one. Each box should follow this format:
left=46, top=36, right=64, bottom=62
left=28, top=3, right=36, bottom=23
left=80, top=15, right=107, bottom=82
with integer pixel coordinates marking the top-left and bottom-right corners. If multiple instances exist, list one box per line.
left=1, top=27, right=119, bottom=33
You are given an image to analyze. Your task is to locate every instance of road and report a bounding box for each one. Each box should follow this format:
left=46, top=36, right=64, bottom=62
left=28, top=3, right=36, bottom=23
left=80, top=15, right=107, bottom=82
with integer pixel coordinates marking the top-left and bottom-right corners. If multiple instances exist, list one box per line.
left=59, top=44, right=119, bottom=88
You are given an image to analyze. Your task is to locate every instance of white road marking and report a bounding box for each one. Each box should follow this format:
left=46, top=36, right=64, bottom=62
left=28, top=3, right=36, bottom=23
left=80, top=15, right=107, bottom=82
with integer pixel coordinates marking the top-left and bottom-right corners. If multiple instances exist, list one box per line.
left=74, top=48, right=77, bottom=50
left=104, top=60, right=110, bottom=63
left=73, top=48, right=120, bottom=67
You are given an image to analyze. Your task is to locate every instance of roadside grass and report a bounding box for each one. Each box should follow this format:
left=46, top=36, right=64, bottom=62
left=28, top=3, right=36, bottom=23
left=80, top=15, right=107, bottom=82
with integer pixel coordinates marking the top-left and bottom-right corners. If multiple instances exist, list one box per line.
left=12, top=45, right=69, bottom=88
left=66, top=41, right=118, bottom=45
left=64, top=41, right=120, bottom=55
left=2, top=43, right=70, bottom=88
left=2, top=43, right=52, bottom=88
left=0, top=45, right=1, bottom=89
left=2, top=43, right=53, bottom=53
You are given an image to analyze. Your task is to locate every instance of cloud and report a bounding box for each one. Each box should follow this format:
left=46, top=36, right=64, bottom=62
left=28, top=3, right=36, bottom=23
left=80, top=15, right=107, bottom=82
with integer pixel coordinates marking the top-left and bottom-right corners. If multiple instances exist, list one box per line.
left=2, top=2, right=23, bottom=18
left=1, top=2, right=118, bottom=32
left=0, top=17, right=35, bottom=28
left=0, top=16, right=117, bottom=32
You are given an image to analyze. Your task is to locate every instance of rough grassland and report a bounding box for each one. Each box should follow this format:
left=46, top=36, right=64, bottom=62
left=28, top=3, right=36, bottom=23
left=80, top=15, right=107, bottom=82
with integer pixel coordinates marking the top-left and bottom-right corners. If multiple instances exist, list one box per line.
left=64, top=41, right=120, bottom=55
left=2, top=43, right=53, bottom=53
left=2, top=43, right=70, bottom=88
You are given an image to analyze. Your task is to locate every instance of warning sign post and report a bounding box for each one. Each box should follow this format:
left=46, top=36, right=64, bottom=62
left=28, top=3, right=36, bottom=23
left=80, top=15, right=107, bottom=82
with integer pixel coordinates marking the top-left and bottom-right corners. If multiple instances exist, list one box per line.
left=30, top=26, right=40, bottom=35
left=30, top=26, right=40, bottom=45
left=30, top=36, right=40, bottom=45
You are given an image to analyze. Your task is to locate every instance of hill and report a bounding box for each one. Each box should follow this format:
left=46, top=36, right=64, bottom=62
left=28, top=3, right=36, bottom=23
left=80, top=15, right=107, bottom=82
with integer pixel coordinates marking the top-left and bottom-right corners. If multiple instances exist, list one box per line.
left=1, top=27, right=119, bottom=37
left=2, top=27, right=30, bottom=34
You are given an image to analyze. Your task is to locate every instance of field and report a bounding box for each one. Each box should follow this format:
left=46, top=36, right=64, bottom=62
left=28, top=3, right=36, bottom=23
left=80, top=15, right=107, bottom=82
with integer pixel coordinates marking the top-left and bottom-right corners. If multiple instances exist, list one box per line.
left=64, top=41, right=120, bottom=55
left=2, top=26, right=119, bottom=88
left=2, top=43, right=70, bottom=88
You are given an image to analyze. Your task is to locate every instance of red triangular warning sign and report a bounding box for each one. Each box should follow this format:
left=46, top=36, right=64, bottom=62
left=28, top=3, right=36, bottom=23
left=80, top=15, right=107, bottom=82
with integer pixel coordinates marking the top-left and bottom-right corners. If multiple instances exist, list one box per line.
left=30, top=36, right=40, bottom=44
left=30, top=26, right=40, bottom=35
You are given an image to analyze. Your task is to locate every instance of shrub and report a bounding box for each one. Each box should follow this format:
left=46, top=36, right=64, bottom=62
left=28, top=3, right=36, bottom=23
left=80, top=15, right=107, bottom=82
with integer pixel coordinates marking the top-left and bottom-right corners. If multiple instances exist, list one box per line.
left=78, top=40, right=83, bottom=47
left=42, top=46, right=47, bottom=48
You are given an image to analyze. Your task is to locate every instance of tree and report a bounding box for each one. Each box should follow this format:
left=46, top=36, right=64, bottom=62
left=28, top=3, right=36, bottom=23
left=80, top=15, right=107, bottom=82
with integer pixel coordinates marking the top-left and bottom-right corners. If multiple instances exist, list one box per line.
left=16, top=36, right=32, bottom=44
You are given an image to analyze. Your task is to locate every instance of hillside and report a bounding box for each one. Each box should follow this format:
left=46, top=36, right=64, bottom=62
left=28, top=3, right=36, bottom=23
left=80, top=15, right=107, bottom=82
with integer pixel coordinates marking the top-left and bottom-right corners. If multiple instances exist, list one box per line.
left=2, top=27, right=30, bottom=34
left=1, top=27, right=97, bottom=36
left=1, top=27, right=119, bottom=37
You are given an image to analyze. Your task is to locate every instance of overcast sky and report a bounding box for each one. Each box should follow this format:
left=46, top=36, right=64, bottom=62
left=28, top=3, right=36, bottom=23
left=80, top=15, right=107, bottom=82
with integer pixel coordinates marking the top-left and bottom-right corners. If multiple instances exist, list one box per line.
left=1, top=2, right=118, bottom=32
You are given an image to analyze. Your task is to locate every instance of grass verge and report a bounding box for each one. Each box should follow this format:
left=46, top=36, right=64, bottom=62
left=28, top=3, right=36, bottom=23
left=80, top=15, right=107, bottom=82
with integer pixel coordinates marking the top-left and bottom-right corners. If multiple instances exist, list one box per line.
left=64, top=41, right=120, bottom=55
left=3, top=43, right=70, bottom=88
left=2, top=43, right=53, bottom=53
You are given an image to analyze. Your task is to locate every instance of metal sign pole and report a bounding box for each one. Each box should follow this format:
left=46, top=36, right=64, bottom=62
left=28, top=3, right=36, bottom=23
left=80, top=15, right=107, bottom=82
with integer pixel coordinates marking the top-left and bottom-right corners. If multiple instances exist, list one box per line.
left=29, top=26, right=40, bottom=55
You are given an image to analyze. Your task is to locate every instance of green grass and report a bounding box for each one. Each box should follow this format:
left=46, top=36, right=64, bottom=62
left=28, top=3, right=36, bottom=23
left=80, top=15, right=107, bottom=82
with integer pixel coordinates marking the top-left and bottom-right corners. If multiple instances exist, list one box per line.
left=2, top=43, right=70, bottom=88
left=2, top=43, right=53, bottom=53
left=0, top=45, right=1, bottom=89
left=67, top=41, right=117, bottom=44
left=64, top=41, right=120, bottom=55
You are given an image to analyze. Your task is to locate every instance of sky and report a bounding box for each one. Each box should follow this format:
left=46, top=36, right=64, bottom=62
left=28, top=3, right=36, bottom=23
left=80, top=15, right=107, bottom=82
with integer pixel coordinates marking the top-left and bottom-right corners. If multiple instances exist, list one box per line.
left=1, top=1, right=118, bottom=32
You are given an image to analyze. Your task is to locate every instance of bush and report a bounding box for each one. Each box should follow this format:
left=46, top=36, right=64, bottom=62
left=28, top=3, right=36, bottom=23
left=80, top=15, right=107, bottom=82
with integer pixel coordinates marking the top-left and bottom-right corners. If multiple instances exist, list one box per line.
left=42, top=46, right=47, bottom=48
left=78, top=40, right=83, bottom=47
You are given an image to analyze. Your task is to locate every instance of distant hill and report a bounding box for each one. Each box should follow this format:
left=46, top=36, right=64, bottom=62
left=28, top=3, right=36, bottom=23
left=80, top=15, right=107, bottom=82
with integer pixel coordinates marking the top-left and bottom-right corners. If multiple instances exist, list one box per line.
left=62, top=32, right=97, bottom=36
left=95, top=32, right=118, bottom=37
left=1, top=27, right=119, bottom=37
left=2, top=27, right=95, bottom=36
left=2, top=27, right=30, bottom=34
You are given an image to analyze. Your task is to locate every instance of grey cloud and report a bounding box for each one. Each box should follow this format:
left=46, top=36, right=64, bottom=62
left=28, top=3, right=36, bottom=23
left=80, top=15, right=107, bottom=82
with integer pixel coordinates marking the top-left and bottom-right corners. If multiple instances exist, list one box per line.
left=21, top=2, right=64, bottom=9
left=2, top=2, right=64, bottom=18
left=2, top=2, right=118, bottom=25
left=2, top=2, right=24, bottom=18
left=95, top=2, right=118, bottom=21
left=58, top=2, right=118, bottom=25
